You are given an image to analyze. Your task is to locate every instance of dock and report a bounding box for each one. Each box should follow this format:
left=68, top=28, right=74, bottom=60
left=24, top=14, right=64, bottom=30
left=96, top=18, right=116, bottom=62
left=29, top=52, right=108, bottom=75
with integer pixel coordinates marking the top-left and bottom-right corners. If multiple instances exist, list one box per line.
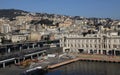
left=47, top=54, right=120, bottom=69
left=48, top=58, right=80, bottom=69
left=77, top=54, right=120, bottom=63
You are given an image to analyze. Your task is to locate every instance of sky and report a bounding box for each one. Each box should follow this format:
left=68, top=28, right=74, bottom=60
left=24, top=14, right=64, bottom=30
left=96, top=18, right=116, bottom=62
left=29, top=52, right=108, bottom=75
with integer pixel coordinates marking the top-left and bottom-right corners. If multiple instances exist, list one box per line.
left=0, top=0, right=120, bottom=19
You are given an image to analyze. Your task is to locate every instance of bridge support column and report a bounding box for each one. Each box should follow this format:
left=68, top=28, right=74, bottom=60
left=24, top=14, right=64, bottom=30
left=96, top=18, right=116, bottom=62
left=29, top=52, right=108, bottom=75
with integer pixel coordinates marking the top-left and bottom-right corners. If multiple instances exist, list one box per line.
left=3, top=63, right=5, bottom=68
left=31, top=55, right=33, bottom=59
left=23, top=57, right=25, bottom=60
left=19, top=46, right=22, bottom=51
left=37, top=54, right=39, bottom=58
left=14, top=60, right=17, bottom=64
left=8, top=48, right=11, bottom=53
left=38, top=44, right=40, bottom=48
left=32, top=44, right=35, bottom=48
left=27, top=46, right=29, bottom=49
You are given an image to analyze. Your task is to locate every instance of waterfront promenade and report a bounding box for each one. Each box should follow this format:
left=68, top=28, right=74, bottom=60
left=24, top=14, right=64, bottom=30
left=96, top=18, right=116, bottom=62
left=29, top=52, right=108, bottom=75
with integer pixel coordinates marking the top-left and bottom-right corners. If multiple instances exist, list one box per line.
left=72, top=53, right=120, bottom=63
left=47, top=53, right=120, bottom=69
left=28, top=53, right=120, bottom=70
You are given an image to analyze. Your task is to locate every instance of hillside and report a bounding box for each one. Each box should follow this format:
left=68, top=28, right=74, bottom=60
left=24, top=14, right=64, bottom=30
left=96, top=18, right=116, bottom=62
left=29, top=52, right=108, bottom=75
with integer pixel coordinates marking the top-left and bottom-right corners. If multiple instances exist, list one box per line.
left=0, top=9, right=28, bottom=19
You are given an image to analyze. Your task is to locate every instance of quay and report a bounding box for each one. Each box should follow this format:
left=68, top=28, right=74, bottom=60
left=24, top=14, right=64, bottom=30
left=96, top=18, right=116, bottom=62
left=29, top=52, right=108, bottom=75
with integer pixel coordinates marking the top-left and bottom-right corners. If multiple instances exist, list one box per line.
left=47, top=54, right=120, bottom=70
left=48, top=57, right=80, bottom=69
left=77, top=54, right=120, bottom=63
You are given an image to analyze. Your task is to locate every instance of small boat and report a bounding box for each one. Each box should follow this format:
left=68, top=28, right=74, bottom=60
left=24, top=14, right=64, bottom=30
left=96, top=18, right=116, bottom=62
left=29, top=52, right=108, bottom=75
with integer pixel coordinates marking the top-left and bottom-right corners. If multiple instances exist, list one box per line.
left=20, top=66, right=47, bottom=75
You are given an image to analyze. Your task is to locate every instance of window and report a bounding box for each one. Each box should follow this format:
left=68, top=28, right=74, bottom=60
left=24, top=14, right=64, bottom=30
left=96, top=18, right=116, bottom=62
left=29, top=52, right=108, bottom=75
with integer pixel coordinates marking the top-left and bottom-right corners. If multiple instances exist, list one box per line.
left=109, top=45, right=111, bottom=48
left=68, top=44, right=69, bottom=47
left=94, top=39, right=96, bottom=42
left=75, top=44, right=76, bottom=47
left=99, top=45, right=101, bottom=48
left=118, top=25, right=120, bottom=28
left=99, top=39, right=101, bottom=42
left=119, top=45, right=120, bottom=48
left=114, top=39, right=116, bottom=43
left=113, top=44, right=117, bottom=48
left=90, top=44, right=92, bottom=47
left=104, top=44, right=106, bottom=48
left=82, top=44, right=84, bottom=48
left=95, top=45, right=97, bottom=48
left=109, top=39, right=111, bottom=43
left=78, top=44, right=80, bottom=47
left=86, top=44, right=88, bottom=48
left=64, top=44, right=66, bottom=47
left=71, top=44, right=73, bottom=47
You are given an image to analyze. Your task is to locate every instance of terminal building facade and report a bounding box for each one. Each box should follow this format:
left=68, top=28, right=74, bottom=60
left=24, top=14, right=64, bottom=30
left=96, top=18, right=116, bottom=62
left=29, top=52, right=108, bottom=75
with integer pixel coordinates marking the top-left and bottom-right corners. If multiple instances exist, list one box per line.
left=60, top=32, right=120, bottom=56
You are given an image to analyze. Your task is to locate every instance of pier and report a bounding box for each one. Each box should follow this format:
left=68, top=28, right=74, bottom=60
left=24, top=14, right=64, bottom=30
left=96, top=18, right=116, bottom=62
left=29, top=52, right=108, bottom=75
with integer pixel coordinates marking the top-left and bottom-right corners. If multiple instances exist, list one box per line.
left=77, top=54, right=120, bottom=63
left=47, top=54, right=120, bottom=70
left=48, top=57, right=80, bottom=69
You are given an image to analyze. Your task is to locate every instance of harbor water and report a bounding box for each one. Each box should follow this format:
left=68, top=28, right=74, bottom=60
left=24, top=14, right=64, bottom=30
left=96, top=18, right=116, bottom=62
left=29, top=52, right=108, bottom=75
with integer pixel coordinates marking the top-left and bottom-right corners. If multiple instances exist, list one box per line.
left=45, top=61, right=120, bottom=75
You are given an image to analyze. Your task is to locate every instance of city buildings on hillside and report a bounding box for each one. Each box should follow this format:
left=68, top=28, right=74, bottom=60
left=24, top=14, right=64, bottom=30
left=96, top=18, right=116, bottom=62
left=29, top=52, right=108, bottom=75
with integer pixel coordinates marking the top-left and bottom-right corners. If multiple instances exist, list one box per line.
left=0, top=10, right=120, bottom=46
left=1, top=24, right=11, bottom=33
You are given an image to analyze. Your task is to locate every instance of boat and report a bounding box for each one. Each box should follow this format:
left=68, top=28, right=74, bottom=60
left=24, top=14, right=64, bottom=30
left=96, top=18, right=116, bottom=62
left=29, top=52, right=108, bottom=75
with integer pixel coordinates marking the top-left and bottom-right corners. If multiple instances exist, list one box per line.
left=20, top=66, right=47, bottom=75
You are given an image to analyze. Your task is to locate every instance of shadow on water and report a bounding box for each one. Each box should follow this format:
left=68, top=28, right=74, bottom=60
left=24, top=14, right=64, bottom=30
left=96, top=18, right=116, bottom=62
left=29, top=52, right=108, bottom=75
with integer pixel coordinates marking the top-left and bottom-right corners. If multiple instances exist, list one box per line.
left=20, top=61, right=120, bottom=75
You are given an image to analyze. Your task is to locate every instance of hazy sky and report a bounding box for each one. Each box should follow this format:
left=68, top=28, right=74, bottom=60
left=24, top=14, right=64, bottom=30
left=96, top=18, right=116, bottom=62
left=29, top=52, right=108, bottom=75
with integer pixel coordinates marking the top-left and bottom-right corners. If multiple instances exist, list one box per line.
left=0, top=0, right=120, bottom=18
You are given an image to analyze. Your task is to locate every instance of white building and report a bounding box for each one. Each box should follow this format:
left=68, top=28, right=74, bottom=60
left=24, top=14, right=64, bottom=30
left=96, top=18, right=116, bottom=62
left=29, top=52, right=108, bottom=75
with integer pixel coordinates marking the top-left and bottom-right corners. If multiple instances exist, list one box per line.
left=11, top=34, right=27, bottom=43
left=60, top=33, right=120, bottom=56
left=1, top=24, right=11, bottom=33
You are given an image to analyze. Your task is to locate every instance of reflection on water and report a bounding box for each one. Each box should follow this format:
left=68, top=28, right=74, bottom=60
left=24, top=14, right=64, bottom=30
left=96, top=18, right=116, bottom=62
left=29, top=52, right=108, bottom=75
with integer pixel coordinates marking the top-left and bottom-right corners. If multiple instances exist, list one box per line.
left=46, top=61, right=120, bottom=75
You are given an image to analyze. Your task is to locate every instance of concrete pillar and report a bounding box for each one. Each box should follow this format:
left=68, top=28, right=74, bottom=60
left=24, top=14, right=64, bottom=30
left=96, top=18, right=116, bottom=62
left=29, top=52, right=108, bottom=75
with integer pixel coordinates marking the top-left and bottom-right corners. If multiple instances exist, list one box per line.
left=23, top=57, right=25, bottom=60
left=114, top=50, right=116, bottom=56
left=8, top=48, right=11, bottom=53
left=14, top=60, right=17, bottom=64
left=27, top=46, right=29, bottom=49
left=38, top=44, right=40, bottom=48
left=32, top=44, right=35, bottom=48
left=37, top=54, right=39, bottom=58
left=19, top=46, right=22, bottom=51
left=3, top=63, right=5, bottom=68
left=31, top=55, right=33, bottom=59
